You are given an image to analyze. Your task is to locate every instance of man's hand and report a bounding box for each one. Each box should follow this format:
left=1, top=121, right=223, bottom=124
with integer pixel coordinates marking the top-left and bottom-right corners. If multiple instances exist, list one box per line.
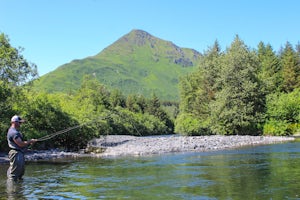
left=29, top=139, right=37, bottom=144
left=14, top=138, right=37, bottom=147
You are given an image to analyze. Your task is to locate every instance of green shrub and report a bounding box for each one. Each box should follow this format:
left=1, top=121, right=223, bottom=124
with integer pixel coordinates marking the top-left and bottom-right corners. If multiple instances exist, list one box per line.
left=263, top=119, right=290, bottom=136
left=264, top=89, right=300, bottom=135
left=175, top=113, right=211, bottom=136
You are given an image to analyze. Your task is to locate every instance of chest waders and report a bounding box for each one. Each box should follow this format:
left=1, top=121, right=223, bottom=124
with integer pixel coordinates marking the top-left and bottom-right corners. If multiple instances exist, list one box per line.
left=7, top=149, right=25, bottom=181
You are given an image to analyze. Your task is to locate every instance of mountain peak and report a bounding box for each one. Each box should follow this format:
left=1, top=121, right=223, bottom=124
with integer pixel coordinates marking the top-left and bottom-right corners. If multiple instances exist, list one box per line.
left=33, top=29, right=202, bottom=101
left=120, top=29, right=156, bottom=46
left=130, top=29, right=152, bottom=37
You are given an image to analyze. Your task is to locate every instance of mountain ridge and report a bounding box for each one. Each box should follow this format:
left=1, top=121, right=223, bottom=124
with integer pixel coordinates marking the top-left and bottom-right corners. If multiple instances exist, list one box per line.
left=33, top=29, right=202, bottom=101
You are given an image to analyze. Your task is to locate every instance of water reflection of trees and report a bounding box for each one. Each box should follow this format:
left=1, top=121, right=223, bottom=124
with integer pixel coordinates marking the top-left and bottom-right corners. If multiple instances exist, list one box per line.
left=194, top=146, right=300, bottom=199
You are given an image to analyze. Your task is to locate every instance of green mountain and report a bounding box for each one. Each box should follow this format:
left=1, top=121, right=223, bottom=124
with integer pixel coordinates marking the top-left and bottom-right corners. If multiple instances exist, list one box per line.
left=33, top=29, right=202, bottom=101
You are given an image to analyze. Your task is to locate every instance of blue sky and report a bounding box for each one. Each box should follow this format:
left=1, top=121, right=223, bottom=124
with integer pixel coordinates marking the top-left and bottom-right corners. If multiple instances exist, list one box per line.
left=1, top=0, right=300, bottom=76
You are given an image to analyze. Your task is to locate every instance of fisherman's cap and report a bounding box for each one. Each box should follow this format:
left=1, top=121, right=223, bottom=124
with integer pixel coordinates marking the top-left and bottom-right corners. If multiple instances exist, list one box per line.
left=11, top=115, right=25, bottom=123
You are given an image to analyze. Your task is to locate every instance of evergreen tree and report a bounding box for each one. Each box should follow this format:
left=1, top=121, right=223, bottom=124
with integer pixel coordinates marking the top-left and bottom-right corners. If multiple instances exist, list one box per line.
left=178, top=70, right=204, bottom=115
left=296, top=42, right=300, bottom=55
left=146, top=94, right=161, bottom=116
left=175, top=42, right=222, bottom=135
left=147, top=93, right=174, bottom=133
left=77, top=75, right=111, bottom=110
left=136, top=95, right=147, bottom=114
left=202, top=40, right=223, bottom=94
left=110, top=89, right=126, bottom=108
left=126, top=94, right=144, bottom=113
left=210, top=36, right=264, bottom=135
left=257, top=42, right=281, bottom=94
left=178, top=40, right=222, bottom=118
left=279, top=42, right=300, bottom=92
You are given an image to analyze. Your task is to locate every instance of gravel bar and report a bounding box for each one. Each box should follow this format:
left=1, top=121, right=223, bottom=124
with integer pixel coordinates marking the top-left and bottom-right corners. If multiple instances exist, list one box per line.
left=0, top=135, right=295, bottom=163
left=88, top=135, right=295, bottom=157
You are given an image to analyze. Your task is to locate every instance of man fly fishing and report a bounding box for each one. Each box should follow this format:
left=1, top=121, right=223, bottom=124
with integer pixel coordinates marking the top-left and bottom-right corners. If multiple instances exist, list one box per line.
left=7, top=115, right=37, bottom=181
left=5, top=112, right=125, bottom=181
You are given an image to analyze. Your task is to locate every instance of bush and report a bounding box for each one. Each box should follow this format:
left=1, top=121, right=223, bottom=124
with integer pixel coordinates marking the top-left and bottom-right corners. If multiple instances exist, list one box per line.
left=263, top=119, right=290, bottom=136
left=175, top=113, right=211, bottom=136
left=264, top=89, right=300, bottom=135
left=113, top=109, right=169, bottom=136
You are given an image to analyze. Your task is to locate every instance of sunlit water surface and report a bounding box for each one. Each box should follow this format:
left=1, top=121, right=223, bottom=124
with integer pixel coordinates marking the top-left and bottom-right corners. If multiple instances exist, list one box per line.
left=1, top=141, right=300, bottom=200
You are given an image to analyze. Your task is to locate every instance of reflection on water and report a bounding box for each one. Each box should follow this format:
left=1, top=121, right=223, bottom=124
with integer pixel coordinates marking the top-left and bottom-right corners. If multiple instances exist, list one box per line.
left=1, top=141, right=300, bottom=199
left=5, top=179, right=25, bottom=200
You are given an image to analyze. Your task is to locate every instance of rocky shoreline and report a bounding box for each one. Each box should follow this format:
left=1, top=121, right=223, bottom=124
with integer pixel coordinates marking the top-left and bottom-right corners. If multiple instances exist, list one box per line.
left=0, top=135, right=295, bottom=164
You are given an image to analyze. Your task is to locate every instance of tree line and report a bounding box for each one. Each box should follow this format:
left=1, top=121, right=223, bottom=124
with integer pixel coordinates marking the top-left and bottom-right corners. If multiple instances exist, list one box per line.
left=1, top=33, right=299, bottom=151
left=0, top=33, right=174, bottom=151
left=175, top=36, right=299, bottom=136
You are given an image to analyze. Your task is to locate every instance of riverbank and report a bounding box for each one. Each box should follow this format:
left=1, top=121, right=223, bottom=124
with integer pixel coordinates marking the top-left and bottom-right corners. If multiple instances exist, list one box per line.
left=89, top=135, right=295, bottom=157
left=0, top=135, right=295, bottom=163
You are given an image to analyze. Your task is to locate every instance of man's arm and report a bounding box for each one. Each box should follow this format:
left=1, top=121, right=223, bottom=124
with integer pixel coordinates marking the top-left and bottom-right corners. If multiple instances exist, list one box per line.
left=14, top=137, right=37, bottom=148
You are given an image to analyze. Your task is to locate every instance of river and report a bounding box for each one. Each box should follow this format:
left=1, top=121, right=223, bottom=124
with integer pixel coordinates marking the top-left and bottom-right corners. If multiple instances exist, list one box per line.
left=0, top=141, right=300, bottom=199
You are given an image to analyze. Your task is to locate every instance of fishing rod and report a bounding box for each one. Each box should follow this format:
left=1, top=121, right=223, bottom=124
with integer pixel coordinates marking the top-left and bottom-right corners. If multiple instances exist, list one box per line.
left=35, top=109, right=142, bottom=142
left=36, top=124, right=85, bottom=142
left=36, top=115, right=111, bottom=142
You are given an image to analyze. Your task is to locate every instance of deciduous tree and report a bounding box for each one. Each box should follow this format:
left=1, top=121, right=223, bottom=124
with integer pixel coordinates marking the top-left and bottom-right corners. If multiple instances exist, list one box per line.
left=0, top=33, right=38, bottom=85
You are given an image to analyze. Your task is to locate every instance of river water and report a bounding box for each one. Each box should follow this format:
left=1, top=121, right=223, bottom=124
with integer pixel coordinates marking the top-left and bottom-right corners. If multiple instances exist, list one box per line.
left=1, top=141, right=300, bottom=200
